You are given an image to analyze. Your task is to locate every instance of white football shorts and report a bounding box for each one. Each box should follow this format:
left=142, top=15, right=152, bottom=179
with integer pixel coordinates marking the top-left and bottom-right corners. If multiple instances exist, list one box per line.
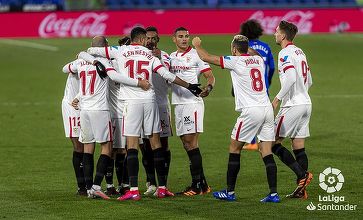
left=79, top=110, right=112, bottom=143
left=174, top=102, right=204, bottom=136
left=159, top=104, right=173, bottom=138
left=275, top=104, right=312, bottom=138
left=123, top=102, right=161, bottom=137
left=231, top=106, right=275, bottom=143
left=61, top=99, right=80, bottom=138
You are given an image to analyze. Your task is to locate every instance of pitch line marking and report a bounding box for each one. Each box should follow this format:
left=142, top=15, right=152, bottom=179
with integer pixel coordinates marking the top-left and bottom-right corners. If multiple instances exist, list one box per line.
left=0, top=39, right=59, bottom=51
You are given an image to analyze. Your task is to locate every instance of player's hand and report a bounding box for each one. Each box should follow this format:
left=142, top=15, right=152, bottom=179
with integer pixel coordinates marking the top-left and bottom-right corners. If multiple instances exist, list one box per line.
left=272, top=97, right=280, bottom=110
left=192, top=37, right=202, bottom=48
left=152, top=48, right=161, bottom=59
left=138, top=79, right=151, bottom=91
left=187, top=83, right=202, bottom=97
left=71, top=98, right=79, bottom=110
left=94, top=60, right=108, bottom=79
left=200, top=84, right=213, bottom=98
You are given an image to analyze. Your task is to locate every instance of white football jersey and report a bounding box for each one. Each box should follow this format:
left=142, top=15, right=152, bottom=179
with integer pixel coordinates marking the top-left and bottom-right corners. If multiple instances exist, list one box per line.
left=152, top=50, right=171, bottom=105
left=62, top=64, right=79, bottom=103
left=88, top=44, right=164, bottom=103
left=220, top=54, right=270, bottom=111
left=278, top=43, right=312, bottom=107
left=170, top=47, right=211, bottom=104
left=68, top=58, right=110, bottom=111
left=108, top=59, right=122, bottom=118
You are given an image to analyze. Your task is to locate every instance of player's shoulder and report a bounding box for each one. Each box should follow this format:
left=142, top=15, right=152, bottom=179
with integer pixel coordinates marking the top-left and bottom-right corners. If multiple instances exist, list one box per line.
left=161, top=50, right=170, bottom=57
left=109, top=45, right=125, bottom=52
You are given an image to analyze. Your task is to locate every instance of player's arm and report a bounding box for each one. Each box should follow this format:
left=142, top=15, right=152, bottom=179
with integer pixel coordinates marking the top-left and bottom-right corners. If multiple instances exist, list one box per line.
left=307, top=67, right=313, bottom=89
left=272, top=66, right=297, bottom=110
left=192, top=37, right=220, bottom=66
left=62, top=60, right=78, bottom=74
left=78, top=52, right=149, bottom=90
left=87, top=46, right=122, bottom=59
left=267, top=48, right=275, bottom=86
left=154, top=61, right=202, bottom=96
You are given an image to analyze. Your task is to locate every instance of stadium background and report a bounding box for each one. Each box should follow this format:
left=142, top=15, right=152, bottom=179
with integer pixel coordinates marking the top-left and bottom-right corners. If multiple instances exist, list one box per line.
left=0, top=0, right=362, bottom=219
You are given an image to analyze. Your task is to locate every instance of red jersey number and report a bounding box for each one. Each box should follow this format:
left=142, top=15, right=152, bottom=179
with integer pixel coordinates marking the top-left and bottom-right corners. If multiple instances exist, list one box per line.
left=250, top=68, right=264, bottom=92
left=80, top=70, right=97, bottom=95
left=125, top=60, right=150, bottom=80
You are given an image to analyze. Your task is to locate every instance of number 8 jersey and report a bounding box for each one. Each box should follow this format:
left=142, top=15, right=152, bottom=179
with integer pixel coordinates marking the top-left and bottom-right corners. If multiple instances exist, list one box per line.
left=220, top=54, right=270, bottom=111
left=277, top=43, right=312, bottom=107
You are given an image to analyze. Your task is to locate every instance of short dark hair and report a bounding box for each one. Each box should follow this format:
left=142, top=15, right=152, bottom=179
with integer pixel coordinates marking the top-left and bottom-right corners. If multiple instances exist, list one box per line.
left=240, top=19, right=263, bottom=40
left=145, top=26, right=158, bottom=34
left=174, top=27, right=188, bottom=35
left=232, top=35, right=249, bottom=54
left=279, top=20, right=298, bottom=41
left=130, top=27, right=147, bottom=42
left=91, top=35, right=108, bottom=47
left=118, top=36, right=130, bottom=46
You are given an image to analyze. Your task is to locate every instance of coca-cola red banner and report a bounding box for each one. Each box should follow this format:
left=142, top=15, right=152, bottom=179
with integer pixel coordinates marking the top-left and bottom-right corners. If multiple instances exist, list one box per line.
left=1, top=8, right=362, bottom=38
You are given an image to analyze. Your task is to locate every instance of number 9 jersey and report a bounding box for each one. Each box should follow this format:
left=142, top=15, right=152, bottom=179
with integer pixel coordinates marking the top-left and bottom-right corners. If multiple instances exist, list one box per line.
left=220, top=54, right=270, bottom=112
left=277, top=43, right=312, bottom=108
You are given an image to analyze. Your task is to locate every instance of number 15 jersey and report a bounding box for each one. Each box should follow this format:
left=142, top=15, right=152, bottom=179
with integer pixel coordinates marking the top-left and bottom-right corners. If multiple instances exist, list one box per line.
left=220, top=54, right=270, bottom=112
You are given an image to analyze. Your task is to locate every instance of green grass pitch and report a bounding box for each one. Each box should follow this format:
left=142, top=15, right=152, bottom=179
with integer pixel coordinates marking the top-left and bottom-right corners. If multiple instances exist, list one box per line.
left=0, top=34, right=362, bottom=219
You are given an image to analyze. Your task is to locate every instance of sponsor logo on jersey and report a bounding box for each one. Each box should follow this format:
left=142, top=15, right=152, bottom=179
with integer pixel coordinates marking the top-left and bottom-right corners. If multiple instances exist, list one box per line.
left=224, top=56, right=231, bottom=60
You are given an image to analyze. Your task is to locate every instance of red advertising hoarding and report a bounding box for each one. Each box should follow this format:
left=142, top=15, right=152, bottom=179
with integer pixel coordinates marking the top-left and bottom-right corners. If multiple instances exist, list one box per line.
left=1, top=8, right=362, bottom=38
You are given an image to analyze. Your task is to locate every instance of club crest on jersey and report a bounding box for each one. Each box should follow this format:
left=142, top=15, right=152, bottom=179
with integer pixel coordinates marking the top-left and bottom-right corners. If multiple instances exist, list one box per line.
left=186, top=56, right=191, bottom=63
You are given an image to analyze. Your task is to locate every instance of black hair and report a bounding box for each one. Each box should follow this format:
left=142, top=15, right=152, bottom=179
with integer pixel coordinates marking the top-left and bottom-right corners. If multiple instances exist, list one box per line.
left=240, top=19, right=263, bottom=40
left=174, top=27, right=188, bottom=35
left=130, top=27, right=147, bottom=42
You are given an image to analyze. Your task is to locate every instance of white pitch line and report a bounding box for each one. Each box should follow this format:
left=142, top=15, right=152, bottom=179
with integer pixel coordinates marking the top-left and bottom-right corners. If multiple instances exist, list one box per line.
left=0, top=39, right=59, bottom=52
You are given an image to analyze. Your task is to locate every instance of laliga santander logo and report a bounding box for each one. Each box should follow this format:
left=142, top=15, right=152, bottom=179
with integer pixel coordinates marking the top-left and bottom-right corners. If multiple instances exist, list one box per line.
left=249, top=10, right=314, bottom=34
left=319, top=167, right=344, bottom=193
left=39, top=12, right=108, bottom=38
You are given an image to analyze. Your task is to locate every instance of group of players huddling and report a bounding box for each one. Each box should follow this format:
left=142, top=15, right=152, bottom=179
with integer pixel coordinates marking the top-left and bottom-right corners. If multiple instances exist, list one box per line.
left=61, top=20, right=313, bottom=203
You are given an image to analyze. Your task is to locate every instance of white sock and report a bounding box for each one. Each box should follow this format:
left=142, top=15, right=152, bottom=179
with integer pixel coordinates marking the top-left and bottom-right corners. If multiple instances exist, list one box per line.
left=130, top=187, right=138, bottom=191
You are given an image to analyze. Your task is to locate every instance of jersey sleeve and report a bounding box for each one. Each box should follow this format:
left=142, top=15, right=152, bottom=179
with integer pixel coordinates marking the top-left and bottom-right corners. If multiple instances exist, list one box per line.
left=160, top=51, right=171, bottom=69
left=278, top=51, right=295, bottom=74
left=87, top=45, right=124, bottom=59
left=153, top=57, right=176, bottom=82
left=219, top=56, right=239, bottom=70
left=196, top=55, right=212, bottom=73
left=62, top=59, right=79, bottom=74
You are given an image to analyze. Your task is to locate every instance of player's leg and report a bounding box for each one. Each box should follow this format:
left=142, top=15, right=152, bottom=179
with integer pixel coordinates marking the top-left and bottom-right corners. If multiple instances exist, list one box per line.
left=291, top=104, right=312, bottom=172
left=272, top=107, right=306, bottom=180
left=257, top=106, right=280, bottom=202
left=140, top=138, right=157, bottom=195
left=159, top=104, right=173, bottom=184
left=70, top=137, right=86, bottom=195
left=213, top=138, right=244, bottom=201
left=117, top=102, right=143, bottom=200
left=117, top=136, right=141, bottom=201
left=83, top=143, right=95, bottom=193
left=104, top=149, right=118, bottom=196
left=86, top=111, right=113, bottom=200
left=145, top=102, right=172, bottom=198
left=289, top=105, right=313, bottom=199
left=114, top=148, right=127, bottom=194
left=62, top=100, right=86, bottom=195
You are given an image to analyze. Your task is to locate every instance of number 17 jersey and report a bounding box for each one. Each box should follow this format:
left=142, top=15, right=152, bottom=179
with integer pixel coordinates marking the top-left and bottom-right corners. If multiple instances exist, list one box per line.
left=220, top=54, right=270, bottom=112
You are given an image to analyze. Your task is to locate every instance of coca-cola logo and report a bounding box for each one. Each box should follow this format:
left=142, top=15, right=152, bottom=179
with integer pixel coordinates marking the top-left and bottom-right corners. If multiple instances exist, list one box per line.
left=39, top=12, right=108, bottom=38
left=249, top=10, right=314, bottom=34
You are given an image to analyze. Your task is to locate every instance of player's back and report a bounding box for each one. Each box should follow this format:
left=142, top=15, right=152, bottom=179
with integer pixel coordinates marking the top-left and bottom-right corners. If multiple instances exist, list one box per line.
left=108, top=59, right=122, bottom=117
left=75, top=58, right=109, bottom=111
left=118, top=44, right=158, bottom=102
left=63, top=72, right=79, bottom=103
left=222, top=55, right=270, bottom=111
left=278, top=44, right=312, bottom=107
